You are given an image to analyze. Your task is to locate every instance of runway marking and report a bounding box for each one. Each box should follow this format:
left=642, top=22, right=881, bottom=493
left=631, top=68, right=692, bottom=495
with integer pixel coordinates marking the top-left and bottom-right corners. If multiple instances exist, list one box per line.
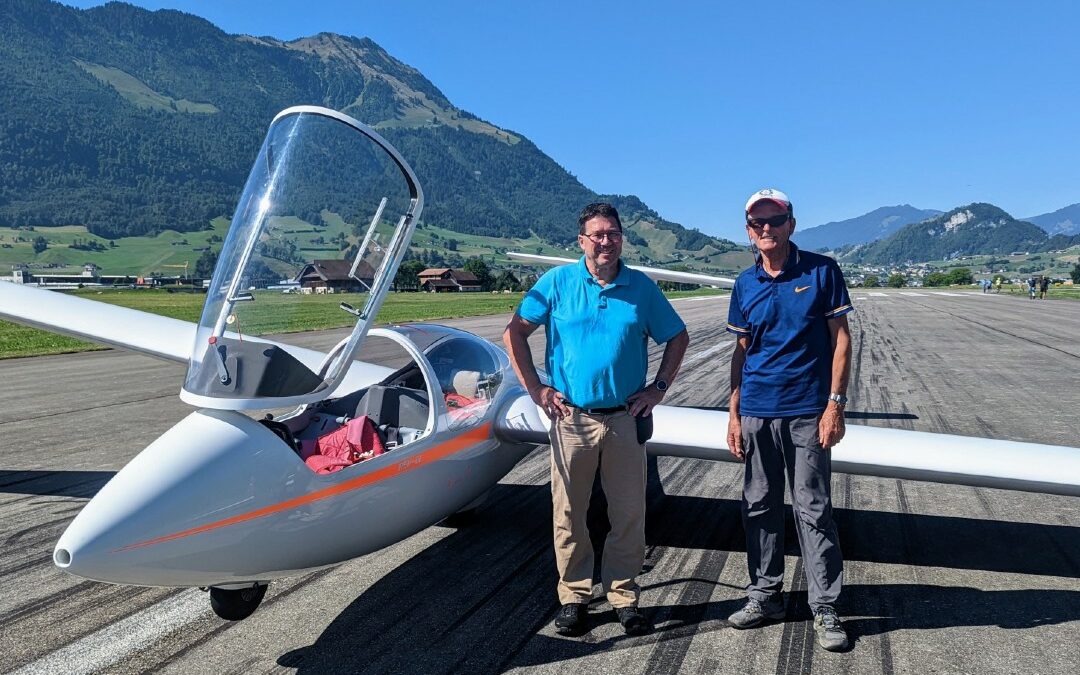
left=869, top=292, right=888, bottom=297
left=685, top=342, right=730, bottom=365
left=933, top=292, right=966, bottom=296
left=672, top=295, right=727, bottom=303
left=899, top=292, right=927, bottom=296
left=11, top=590, right=206, bottom=675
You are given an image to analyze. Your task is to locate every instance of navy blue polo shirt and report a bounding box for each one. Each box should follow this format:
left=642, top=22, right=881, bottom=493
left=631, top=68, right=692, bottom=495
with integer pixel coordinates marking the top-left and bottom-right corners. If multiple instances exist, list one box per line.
left=518, top=257, right=686, bottom=408
left=726, top=243, right=852, bottom=417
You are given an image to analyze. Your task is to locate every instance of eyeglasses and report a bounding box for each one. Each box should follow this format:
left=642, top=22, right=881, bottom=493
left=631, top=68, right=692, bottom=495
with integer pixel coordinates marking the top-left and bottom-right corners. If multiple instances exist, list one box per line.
left=582, top=231, right=623, bottom=244
left=746, top=215, right=791, bottom=230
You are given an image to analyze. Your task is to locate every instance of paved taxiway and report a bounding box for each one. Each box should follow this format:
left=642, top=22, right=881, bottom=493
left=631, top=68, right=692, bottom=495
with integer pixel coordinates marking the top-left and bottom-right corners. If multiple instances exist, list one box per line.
left=1, top=290, right=1078, bottom=674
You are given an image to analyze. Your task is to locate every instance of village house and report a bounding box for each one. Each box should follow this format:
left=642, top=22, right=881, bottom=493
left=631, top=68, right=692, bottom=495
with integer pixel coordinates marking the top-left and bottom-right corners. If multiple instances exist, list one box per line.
left=294, top=259, right=375, bottom=293
left=417, top=268, right=481, bottom=292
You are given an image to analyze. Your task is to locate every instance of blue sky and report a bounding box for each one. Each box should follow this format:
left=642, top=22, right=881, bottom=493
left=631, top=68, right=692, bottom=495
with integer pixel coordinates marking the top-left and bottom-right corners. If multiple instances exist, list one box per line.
left=67, top=1, right=1080, bottom=241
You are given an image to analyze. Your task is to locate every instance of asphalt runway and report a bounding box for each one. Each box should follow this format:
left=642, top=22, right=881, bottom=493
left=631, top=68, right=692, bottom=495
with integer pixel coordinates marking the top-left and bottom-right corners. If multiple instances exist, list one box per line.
left=1, top=290, right=1078, bottom=674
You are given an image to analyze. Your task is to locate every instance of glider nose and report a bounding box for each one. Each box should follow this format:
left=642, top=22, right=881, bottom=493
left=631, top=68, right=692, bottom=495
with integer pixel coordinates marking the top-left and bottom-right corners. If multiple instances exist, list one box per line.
left=53, top=545, right=72, bottom=567
left=53, top=409, right=301, bottom=586
left=53, top=528, right=107, bottom=580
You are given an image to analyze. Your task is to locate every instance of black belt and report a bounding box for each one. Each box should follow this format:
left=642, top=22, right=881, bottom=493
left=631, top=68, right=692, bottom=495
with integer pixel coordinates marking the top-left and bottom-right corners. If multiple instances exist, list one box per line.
left=569, top=404, right=627, bottom=415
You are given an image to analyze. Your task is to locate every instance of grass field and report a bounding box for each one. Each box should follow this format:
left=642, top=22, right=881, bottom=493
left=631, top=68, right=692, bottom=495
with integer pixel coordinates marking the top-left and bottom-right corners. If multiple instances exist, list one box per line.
left=0, top=286, right=724, bottom=359
left=1, top=207, right=751, bottom=283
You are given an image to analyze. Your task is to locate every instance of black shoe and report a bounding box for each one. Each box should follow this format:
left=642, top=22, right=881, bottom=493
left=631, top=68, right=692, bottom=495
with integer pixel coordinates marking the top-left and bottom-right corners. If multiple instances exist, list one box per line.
left=554, top=603, right=588, bottom=635
left=615, top=606, right=652, bottom=636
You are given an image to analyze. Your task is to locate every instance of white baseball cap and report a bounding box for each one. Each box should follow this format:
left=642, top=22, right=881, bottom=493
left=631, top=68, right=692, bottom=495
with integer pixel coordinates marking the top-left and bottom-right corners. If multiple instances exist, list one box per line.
left=745, top=188, right=792, bottom=214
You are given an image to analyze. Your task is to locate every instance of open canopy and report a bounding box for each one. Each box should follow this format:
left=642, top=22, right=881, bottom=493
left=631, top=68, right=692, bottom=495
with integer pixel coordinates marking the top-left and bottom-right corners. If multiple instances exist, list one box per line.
left=182, top=106, right=423, bottom=410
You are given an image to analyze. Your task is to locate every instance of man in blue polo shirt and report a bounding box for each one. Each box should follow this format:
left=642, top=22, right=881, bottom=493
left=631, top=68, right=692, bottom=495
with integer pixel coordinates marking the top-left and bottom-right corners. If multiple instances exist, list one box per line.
left=504, top=202, right=689, bottom=637
left=725, top=189, right=853, bottom=652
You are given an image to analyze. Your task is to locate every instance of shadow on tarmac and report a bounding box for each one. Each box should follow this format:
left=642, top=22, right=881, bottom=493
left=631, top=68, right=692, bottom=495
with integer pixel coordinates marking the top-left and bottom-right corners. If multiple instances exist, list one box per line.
left=277, top=461, right=1080, bottom=673
left=0, top=470, right=116, bottom=498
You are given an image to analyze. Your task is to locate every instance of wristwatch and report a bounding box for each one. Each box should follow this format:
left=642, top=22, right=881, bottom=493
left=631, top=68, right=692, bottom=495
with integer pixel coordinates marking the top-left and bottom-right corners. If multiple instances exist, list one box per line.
left=654, top=379, right=669, bottom=392
left=828, top=392, right=848, bottom=407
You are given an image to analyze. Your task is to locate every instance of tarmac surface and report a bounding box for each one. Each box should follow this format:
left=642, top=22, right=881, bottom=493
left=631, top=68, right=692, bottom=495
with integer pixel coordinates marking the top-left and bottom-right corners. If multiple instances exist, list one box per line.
left=1, top=289, right=1078, bottom=674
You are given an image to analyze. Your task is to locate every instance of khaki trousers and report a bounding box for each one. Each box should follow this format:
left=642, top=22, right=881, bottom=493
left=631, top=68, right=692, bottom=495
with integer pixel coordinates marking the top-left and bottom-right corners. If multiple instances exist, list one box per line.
left=549, top=409, right=646, bottom=608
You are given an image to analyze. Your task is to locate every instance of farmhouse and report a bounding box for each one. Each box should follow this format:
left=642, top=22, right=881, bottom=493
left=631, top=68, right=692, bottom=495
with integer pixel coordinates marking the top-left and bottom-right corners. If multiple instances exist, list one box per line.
left=294, top=259, right=375, bottom=293
left=417, top=268, right=481, bottom=293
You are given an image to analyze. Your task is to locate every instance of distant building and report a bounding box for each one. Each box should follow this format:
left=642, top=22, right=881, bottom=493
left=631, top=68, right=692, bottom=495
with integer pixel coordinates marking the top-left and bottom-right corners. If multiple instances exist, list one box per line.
left=417, top=267, right=481, bottom=293
left=295, top=259, right=375, bottom=293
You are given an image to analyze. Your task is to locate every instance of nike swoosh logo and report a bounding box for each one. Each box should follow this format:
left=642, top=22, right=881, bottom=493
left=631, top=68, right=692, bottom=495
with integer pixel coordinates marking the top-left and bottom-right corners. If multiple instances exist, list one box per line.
left=795, top=285, right=811, bottom=293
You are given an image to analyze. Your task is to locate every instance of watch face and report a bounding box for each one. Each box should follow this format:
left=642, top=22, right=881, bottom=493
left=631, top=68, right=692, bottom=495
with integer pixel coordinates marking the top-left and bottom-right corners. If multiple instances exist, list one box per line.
left=655, top=379, right=668, bottom=392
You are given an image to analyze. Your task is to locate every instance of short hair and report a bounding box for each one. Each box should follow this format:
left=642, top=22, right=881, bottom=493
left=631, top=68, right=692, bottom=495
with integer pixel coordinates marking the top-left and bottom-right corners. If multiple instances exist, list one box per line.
left=578, top=202, right=622, bottom=234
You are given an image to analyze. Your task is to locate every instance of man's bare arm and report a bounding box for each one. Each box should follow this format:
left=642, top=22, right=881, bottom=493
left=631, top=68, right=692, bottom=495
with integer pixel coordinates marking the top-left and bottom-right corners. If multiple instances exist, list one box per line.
left=827, top=314, right=852, bottom=398
left=819, top=314, right=852, bottom=448
left=656, top=329, right=689, bottom=386
left=726, top=335, right=749, bottom=460
left=502, top=314, right=569, bottom=419
left=628, top=329, right=689, bottom=417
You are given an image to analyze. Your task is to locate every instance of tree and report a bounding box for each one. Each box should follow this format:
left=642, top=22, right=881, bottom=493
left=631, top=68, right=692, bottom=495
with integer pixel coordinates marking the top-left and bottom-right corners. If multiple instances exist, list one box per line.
left=463, top=257, right=495, bottom=291
left=887, top=273, right=906, bottom=288
left=246, top=259, right=276, bottom=287
left=394, top=259, right=426, bottom=290
left=194, top=248, right=219, bottom=278
left=862, top=275, right=880, bottom=288
left=925, top=271, right=950, bottom=287
left=494, top=269, right=521, bottom=292
left=446, top=238, right=458, bottom=251
left=947, top=267, right=974, bottom=285
left=32, top=236, right=47, bottom=254
left=1071, top=263, right=1080, bottom=285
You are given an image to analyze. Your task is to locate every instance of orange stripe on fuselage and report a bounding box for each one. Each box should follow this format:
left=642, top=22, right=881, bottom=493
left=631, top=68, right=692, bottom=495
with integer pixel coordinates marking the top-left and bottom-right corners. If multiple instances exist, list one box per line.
left=116, top=423, right=492, bottom=552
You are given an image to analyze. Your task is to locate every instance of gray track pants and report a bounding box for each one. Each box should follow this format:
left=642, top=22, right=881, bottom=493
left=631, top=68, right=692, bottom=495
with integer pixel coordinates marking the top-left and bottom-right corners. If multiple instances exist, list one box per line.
left=741, top=415, right=843, bottom=611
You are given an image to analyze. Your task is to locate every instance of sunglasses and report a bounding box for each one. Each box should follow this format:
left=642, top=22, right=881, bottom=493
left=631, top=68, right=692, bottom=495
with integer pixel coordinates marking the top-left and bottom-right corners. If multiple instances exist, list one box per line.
left=746, top=215, right=791, bottom=230
left=582, top=231, right=623, bottom=244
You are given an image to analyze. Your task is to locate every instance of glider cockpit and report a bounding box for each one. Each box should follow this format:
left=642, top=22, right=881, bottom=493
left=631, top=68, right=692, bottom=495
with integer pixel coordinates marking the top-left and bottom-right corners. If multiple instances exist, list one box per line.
left=269, top=325, right=510, bottom=473
left=180, top=106, right=423, bottom=411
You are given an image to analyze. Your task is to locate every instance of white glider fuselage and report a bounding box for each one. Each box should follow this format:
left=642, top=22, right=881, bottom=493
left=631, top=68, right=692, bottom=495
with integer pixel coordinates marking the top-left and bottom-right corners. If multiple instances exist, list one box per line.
left=54, top=356, right=534, bottom=588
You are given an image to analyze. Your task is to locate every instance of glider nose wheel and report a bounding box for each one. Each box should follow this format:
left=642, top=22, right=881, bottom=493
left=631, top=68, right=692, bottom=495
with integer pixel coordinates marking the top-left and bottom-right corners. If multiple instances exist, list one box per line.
left=209, top=583, right=268, bottom=621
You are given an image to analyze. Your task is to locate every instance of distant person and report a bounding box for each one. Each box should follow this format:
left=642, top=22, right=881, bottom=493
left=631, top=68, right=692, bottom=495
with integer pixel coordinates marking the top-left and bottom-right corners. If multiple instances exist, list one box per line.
left=981, top=279, right=990, bottom=293
left=1028, top=277, right=1037, bottom=300
left=725, top=189, right=852, bottom=652
left=1039, top=276, right=1050, bottom=299
left=993, top=277, right=1001, bottom=294
left=504, top=202, right=689, bottom=637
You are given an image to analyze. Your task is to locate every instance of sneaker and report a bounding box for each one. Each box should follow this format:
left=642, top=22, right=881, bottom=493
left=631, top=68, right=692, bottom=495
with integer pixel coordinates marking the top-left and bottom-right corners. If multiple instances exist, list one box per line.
left=615, top=606, right=652, bottom=636
left=554, top=602, right=588, bottom=636
left=728, top=596, right=786, bottom=629
left=813, top=607, right=849, bottom=652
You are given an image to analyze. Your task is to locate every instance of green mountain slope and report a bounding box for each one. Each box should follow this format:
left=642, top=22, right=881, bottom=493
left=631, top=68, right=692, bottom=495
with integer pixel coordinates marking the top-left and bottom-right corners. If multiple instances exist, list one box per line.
left=0, top=0, right=734, bottom=262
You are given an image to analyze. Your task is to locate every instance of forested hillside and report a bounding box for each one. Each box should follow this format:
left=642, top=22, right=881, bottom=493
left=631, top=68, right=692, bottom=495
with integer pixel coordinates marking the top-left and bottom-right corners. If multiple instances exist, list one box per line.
left=0, top=0, right=733, bottom=255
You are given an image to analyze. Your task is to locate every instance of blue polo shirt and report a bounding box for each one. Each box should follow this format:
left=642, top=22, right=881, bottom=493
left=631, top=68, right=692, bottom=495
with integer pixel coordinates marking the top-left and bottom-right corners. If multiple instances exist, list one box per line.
left=517, top=257, right=686, bottom=408
left=726, top=243, right=852, bottom=417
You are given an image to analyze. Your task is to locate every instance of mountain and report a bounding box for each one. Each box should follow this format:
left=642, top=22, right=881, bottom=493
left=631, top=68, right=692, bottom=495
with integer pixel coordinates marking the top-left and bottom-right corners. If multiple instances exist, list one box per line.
left=843, top=203, right=1049, bottom=264
left=796, top=205, right=941, bottom=251
left=0, top=0, right=734, bottom=256
left=1024, top=203, right=1080, bottom=236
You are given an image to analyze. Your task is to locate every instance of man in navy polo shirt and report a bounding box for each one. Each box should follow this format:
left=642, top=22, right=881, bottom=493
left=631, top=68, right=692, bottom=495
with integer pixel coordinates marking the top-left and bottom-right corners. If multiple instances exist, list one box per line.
left=504, top=202, right=688, bottom=637
left=725, top=189, right=853, bottom=652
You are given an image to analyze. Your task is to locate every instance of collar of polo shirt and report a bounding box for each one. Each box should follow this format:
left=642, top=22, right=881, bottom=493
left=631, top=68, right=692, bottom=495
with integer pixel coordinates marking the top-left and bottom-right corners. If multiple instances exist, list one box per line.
left=755, top=242, right=802, bottom=280
left=578, top=256, right=629, bottom=287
